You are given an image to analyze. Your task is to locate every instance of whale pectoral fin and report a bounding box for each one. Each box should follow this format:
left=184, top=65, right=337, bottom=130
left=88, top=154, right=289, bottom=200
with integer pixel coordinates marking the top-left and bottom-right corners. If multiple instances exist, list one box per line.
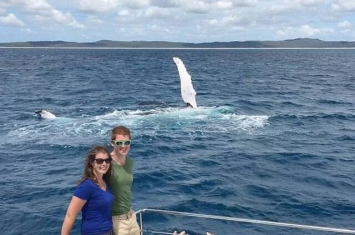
left=173, top=57, right=198, bottom=108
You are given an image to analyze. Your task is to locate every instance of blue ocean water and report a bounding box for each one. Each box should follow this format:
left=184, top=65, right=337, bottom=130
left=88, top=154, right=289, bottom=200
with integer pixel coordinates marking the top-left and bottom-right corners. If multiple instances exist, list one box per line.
left=0, top=48, right=354, bottom=235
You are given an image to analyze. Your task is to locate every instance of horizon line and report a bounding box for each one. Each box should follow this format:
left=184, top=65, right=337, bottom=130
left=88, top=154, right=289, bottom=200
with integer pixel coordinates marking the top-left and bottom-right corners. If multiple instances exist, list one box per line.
left=1, top=47, right=355, bottom=50
left=1, top=38, right=355, bottom=44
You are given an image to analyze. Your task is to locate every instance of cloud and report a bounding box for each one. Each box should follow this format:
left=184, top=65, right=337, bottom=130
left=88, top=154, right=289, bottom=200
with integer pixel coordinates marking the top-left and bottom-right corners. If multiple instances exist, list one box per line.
left=120, top=0, right=150, bottom=9
left=151, top=0, right=211, bottom=13
left=118, top=10, right=130, bottom=17
left=267, top=0, right=326, bottom=16
left=21, top=27, right=33, bottom=33
left=338, top=20, right=351, bottom=28
left=0, top=13, right=25, bottom=27
left=207, top=19, right=219, bottom=26
left=85, top=15, right=103, bottom=25
left=0, top=0, right=85, bottom=29
left=1, top=0, right=355, bottom=42
left=0, top=0, right=52, bottom=11
left=232, top=0, right=257, bottom=7
left=144, top=7, right=171, bottom=18
left=331, top=0, right=355, bottom=11
left=150, top=0, right=179, bottom=8
left=215, top=1, right=233, bottom=9
left=76, top=0, right=152, bottom=13
left=296, top=0, right=324, bottom=6
left=184, top=1, right=210, bottom=14
left=78, top=0, right=119, bottom=13
left=33, top=9, right=85, bottom=29
left=277, top=24, right=335, bottom=38
left=300, top=25, right=334, bottom=36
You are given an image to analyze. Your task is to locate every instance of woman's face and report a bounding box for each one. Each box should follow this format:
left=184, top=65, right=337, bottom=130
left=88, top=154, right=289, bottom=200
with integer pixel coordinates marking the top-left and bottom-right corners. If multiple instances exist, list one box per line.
left=92, top=152, right=111, bottom=176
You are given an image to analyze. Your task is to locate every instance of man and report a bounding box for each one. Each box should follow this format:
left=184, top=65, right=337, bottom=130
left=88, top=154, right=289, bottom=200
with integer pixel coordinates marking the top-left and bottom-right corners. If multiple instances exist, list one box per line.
left=109, top=125, right=140, bottom=235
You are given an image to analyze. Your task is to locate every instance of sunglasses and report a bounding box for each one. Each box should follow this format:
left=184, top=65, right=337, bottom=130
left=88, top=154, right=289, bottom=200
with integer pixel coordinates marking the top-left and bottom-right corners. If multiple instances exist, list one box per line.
left=93, top=158, right=112, bottom=165
left=112, top=140, right=131, bottom=146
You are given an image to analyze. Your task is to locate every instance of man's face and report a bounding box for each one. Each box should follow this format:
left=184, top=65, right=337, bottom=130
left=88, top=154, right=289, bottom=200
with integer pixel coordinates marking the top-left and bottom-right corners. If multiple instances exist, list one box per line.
left=112, top=134, right=131, bottom=157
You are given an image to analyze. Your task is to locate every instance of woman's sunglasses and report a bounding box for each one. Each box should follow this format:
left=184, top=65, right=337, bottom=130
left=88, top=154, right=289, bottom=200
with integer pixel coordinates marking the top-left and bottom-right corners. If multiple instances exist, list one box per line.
left=93, top=158, right=112, bottom=165
left=112, top=140, right=131, bottom=146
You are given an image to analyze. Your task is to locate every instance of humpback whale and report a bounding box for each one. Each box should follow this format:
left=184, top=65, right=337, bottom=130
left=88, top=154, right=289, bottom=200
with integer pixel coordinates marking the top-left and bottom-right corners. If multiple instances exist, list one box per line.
left=35, top=110, right=56, bottom=119
left=173, top=57, right=197, bottom=108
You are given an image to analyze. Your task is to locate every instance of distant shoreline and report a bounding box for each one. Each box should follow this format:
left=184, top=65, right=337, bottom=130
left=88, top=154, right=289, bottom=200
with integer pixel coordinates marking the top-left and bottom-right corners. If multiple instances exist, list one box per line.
left=1, top=47, right=355, bottom=50
left=1, top=38, right=355, bottom=48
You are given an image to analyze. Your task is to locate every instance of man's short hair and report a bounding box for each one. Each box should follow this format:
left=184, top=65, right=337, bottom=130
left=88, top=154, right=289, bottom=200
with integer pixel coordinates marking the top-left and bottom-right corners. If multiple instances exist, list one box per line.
left=111, top=125, right=131, bottom=141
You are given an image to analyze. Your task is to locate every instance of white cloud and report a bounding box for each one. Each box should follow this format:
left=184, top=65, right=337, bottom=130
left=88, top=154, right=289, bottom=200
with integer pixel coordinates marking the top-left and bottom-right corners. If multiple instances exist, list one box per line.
left=206, top=13, right=250, bottom=32
left=207, top=19, right=219, bottom=26
left=185, top=1, right=210, bottom=14
left=150, top=0, right=180, bottom=8
left=1, top=0, right=355, bottom=42
left=231, top=26, right=246, bottom=31
left=232, top=0, right=258, bottom=7
left=299, top=25, right=334, bottom=36
left=51, top=9, right=72, bottom=22
left=21, top=27, right=33, bottom=33
left=0, top=0, right=85, bottom=30
left=268, top=0, right=324, bottom=15
left=0, top=13, right=25, bottom=27
left=220, top=15, right=238, bottom=25
left=118, top=10, right=130, bottom=17
left=338, top=20, right=351, bottom=28
left=277, top=25, right=335, bottom=39
left=296, top=0, right=324, bottom=6
left=33, top=9, right=85, bottom=29
left=215, top=1, right=233, bottom=10
left=119, top=0, right=150, bottom=9
left=76, top=0, right=165, bottom=14
left=144, top=7, right=170, bottom=18
left=0, top=0, right=52, bottom=11
left=331, top=0, right=355, bottom=11
left=340, top=29, right=351, bottom=34
left=268, top=4, right=300, bottom=15
left=331, top=3, right=339, bottom=11
left=86, top=15, right=103, bottom=25
left=78, top=0, right=119, bottom=13
left=115, top=9, right=144, bottom=24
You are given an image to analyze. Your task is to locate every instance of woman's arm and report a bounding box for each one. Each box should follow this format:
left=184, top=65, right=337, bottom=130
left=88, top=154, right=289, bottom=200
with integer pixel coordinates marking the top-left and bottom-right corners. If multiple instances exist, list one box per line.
left=61, top=196, right=86, bottom=235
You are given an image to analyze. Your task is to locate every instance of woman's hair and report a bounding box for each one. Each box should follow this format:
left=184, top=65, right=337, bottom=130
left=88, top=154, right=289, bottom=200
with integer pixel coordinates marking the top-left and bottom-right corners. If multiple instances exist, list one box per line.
left=110, top=125, right=131, bottom=141
left=78, top=145, right=112, bottom=185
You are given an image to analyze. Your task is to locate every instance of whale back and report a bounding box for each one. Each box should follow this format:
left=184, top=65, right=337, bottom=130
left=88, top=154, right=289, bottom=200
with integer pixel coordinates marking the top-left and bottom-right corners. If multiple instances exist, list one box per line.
left=35, top=110, right=56, bottom=119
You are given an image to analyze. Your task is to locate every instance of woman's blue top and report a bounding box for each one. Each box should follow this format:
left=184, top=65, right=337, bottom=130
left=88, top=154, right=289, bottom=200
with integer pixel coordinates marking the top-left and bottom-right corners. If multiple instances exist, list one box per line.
left=74, top=179, right=114, bottom=235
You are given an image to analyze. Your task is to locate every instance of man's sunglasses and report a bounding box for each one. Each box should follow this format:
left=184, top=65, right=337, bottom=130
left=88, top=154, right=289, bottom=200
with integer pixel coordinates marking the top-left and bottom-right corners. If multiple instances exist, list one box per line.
left=112, top=140, right=131, bottom=146
left=93, top=158, right=112, bottom=165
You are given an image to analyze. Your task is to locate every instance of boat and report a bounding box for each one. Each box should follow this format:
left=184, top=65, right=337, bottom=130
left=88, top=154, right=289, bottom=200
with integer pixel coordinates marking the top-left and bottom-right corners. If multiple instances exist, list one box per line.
left=135, top=208, right=355, bottom=235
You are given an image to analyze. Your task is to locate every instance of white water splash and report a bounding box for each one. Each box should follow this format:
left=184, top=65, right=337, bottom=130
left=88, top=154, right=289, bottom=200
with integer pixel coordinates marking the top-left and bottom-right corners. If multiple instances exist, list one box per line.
left=4, top=106, right=269, bottom=145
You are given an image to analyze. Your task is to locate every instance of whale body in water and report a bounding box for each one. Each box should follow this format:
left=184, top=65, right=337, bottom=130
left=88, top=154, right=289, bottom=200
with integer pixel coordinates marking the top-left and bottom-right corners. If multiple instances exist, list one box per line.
left=35, top=110, right=56, bottom=119
left=173, top=57, right=197, bottom=108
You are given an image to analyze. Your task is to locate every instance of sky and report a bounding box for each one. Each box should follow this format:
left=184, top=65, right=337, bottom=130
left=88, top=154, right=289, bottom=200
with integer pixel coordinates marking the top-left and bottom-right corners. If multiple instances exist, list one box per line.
left=0, top=0, right=355, bottom=43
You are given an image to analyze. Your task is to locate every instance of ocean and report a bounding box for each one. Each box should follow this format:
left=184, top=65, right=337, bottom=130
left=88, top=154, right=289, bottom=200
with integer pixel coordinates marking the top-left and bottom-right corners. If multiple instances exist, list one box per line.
left=0, top=48, right=354, bottom=235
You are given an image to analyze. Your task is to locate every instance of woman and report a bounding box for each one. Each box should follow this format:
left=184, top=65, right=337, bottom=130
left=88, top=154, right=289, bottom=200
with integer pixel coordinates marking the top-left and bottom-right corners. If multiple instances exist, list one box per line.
left=61, top=145, right=114, bottom=235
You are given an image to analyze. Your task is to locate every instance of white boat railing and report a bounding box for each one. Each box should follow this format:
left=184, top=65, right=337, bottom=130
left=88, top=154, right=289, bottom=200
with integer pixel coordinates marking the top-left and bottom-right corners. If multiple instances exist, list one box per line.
left=135, top=208, right=355, bottom=235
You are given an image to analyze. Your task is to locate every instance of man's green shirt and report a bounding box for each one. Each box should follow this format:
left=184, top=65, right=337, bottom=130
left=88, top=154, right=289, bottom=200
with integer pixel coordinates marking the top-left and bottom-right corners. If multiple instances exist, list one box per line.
left=109, top=156, right=133, bottom=216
